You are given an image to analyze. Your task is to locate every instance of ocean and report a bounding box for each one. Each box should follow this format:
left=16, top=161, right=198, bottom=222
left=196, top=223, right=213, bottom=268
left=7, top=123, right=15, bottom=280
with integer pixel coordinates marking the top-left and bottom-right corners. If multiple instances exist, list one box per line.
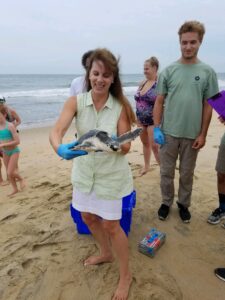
left=0, top=73, right=225, bottom=129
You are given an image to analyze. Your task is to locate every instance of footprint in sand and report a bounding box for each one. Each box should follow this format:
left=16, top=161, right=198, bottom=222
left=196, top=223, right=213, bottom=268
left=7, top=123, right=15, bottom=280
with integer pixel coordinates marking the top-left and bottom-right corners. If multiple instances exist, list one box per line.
left=7, top=266, right=22, bottom=277
left=47, top=192, right=60, bottom=201
left=21, top=257, right=39, bottom=269
left=32, top=242, right=58, bottom=252
left=0, top=213, right=18, bottom=222
left=32, top=181, right=59, bottom=189
left=133, top=271, right=183, bottom=300
left=58, top=183, right=72, bottom=190
left=51, top=252, right=59, bottom=257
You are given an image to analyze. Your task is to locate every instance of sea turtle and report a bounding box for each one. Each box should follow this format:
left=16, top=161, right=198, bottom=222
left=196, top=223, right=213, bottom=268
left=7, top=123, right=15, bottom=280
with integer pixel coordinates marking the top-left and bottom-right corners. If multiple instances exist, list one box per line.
left=72, top=128, right=142, bottom=152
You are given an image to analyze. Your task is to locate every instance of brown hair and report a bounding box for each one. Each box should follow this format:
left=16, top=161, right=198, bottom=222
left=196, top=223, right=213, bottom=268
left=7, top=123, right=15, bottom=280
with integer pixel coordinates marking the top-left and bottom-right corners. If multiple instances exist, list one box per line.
left=145, top=56, right=159, bottom=70
left=178, top=21, right=205, bottom=43
left=0, top=105, right=8, bottom=117
left=85, top=48, right=136, bottom=126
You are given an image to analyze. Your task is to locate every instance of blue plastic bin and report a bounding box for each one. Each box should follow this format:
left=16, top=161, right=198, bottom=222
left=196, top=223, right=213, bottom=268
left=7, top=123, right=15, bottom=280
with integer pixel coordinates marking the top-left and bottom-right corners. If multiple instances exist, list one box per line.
left=70, top=190, right=136, bottom=236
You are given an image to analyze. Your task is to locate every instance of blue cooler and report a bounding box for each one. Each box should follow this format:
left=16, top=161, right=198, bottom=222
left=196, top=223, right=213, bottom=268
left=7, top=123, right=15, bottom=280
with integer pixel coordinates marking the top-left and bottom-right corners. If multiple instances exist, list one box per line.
left=70, top=190, right=136, bottom=236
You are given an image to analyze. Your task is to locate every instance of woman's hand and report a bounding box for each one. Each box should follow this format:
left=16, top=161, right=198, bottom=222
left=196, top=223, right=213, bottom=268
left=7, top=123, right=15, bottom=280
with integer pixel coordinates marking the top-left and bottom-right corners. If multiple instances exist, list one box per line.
left=57, top=141, right=87, bottom=160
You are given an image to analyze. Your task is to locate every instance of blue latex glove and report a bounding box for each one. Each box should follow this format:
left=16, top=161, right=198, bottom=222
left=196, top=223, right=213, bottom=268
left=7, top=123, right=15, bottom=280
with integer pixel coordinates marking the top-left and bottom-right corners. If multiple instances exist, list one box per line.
left=153, top=127, right=165, bottom=145
left=57, top=141, right=87, bottom=160
left=111, top=134, right=117, bottom=140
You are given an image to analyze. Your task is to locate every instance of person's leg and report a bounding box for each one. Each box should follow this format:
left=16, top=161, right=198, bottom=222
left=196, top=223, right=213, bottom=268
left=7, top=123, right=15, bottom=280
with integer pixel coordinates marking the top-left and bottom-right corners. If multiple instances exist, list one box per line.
left=13, top=168, right=25, bottom=191
left=216, top=135, right=225, bottom=210
left=148, top=125, right=160, bottom=165
left=81, top=212, right=113, bottom=265
left=139, top=125, right=151, bottom=175
left=178, top=138, right=199, bottom=207
left=0, top=155, right=9, bottom=186
left=102, top=220, right=132, bottom=300
left=217, top=133, right=225, bottom=195
left=158, top=135, right=179, bottom=220
left=9, top=152, right=25, bottom=189
left=177, top=138, right=198, bottom=222
left=0, top=158, right=3, bottom=183
left=215, top=172, right=225, bottom=226
left=208, top=134, right=225, bottom=224
left=3, top=152, right=10, bottom=176
left=5, top=152, right=21, bottom=196
left=159, top=135, right=179, bottom=207
left=217, top=172, right=225, bottom=206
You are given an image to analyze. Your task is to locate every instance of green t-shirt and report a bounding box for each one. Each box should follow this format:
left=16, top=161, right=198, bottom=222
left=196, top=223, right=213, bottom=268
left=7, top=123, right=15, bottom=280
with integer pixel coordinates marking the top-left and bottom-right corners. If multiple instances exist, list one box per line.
left=157, top=61, right=219, bottom=139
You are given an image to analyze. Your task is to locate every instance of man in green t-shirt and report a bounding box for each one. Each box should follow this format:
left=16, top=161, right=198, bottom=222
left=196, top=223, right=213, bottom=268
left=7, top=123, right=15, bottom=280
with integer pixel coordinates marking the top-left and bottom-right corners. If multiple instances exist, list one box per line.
left=153, top=20, right=219, bottom=223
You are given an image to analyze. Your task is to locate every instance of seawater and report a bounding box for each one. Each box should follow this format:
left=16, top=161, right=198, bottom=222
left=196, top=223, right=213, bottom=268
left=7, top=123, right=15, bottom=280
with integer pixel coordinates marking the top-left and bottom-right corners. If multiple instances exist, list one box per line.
left=0, top=73, right=225, bottom=129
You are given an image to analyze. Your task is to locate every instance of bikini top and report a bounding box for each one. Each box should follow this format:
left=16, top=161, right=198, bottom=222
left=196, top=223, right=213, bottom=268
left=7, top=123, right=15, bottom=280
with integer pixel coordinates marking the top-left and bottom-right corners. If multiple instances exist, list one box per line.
left=0, top=122, right=13, bottom=140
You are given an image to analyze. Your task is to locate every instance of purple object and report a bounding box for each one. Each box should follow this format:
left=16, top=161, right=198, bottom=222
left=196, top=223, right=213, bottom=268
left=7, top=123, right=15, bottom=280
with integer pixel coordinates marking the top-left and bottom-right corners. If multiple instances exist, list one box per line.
left=207, top=90, right=225, bottom=119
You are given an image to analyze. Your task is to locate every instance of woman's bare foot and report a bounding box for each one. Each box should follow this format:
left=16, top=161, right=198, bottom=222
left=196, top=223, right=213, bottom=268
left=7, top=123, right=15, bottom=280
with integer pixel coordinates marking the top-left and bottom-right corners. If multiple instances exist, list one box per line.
left=139, top=166, right=150, bottom=176
left=0, top=180, right=9, bottom=186
left=84, top=254, right=114, bottom=266
left=8, top=189, right=19, bottom=197
left=112, top=273, right=132, bottom=300
left=19, top=179, right=26, bottom=191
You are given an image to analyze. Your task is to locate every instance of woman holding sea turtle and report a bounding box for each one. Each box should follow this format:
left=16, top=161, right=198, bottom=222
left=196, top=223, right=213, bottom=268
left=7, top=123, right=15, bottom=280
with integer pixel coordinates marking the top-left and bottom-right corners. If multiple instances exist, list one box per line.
left=50, top=48, right=135, bottom=300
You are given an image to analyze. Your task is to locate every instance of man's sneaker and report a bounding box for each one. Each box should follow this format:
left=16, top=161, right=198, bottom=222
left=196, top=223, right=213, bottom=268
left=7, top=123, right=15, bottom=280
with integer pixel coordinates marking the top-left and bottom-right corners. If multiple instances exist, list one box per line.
left=221, top=222, right=225, bottom=229
left=158, top=204, right=170, bottom=220
left=215, top=268, right=225, bottom=282
left=177, top=202, right=191, bottom=223
left=207, top=208, right=225, bottom=225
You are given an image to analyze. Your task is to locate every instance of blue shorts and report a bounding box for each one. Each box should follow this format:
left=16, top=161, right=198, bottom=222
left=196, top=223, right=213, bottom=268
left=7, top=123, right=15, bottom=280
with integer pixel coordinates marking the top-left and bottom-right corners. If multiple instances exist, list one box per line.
left=3, top=147, right=20, bottom=156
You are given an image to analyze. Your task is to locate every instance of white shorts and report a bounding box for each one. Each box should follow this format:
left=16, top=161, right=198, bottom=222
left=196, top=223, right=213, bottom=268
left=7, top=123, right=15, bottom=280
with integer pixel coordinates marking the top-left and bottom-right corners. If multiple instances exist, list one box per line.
left=72, top=189, right=122, bottom=220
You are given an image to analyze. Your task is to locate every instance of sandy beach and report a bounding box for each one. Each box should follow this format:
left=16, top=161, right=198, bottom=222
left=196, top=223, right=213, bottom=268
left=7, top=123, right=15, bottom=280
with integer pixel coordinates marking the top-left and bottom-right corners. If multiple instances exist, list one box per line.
left=0, top=113, right=224, bottom=300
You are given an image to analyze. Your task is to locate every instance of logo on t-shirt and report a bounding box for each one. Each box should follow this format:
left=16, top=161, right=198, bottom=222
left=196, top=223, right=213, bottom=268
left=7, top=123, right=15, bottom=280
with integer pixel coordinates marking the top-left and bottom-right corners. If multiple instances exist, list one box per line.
left=195, top=76, right=200, bottom=81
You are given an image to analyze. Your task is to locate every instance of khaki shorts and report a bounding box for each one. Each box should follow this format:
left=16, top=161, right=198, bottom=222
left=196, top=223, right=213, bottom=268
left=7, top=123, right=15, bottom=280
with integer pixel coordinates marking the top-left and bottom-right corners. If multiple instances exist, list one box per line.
left=216, top=133, right=225, bottom=174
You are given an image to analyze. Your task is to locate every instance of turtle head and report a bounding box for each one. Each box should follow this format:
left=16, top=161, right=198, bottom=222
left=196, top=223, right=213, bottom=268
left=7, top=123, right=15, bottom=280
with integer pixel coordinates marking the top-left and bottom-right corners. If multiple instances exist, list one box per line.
left=109, top=143, right=120, bottom=151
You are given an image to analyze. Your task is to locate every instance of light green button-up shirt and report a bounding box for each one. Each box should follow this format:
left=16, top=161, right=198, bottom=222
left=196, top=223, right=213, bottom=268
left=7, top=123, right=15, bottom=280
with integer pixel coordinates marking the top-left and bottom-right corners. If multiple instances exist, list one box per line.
left=71, top=91, right=133, bottom=200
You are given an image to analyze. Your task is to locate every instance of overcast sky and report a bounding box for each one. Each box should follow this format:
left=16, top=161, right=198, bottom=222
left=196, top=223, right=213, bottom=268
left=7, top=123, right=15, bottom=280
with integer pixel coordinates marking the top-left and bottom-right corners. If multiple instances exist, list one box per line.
left=0, top=0, right=224, bottom=74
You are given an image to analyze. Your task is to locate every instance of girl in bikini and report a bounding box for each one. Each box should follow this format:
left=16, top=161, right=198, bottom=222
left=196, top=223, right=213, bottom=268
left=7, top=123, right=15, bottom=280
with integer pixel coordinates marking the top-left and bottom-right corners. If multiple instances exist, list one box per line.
left=134, top=56, right=160, bottom=175
left=0, top=105, right=25, bottom=196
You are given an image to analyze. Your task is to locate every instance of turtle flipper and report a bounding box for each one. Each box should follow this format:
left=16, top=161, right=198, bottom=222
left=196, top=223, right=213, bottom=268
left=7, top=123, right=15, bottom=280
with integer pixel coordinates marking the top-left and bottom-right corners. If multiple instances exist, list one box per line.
left=116, top=128, right=142, bottom=145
